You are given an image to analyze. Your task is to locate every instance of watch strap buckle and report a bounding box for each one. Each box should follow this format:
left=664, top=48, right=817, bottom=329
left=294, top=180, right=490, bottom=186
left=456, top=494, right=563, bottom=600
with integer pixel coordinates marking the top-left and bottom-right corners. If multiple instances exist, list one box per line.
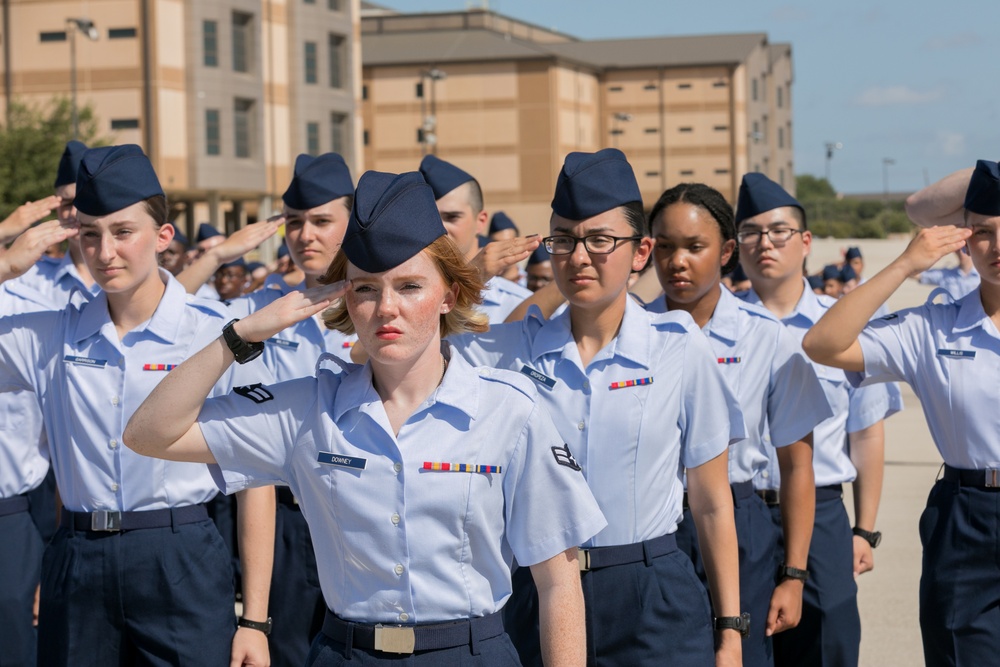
left=91, top=510, right=122, bottom=532
left=373, top=624, right=416, bottom=654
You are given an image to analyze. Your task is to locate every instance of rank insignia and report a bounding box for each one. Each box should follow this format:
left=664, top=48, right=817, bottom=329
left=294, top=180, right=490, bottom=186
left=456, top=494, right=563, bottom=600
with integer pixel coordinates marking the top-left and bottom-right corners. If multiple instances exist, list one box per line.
left=551, top=444, right=582, bottom=471
left=234, top=383, right=275, bottom=404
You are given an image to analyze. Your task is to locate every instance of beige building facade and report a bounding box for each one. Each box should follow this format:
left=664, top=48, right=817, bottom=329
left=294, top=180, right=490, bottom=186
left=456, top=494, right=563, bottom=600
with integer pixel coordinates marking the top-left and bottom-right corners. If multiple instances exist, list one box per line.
left=0, top=0, right=363, bottom=238
left=361, top=6, right=794, bottom=234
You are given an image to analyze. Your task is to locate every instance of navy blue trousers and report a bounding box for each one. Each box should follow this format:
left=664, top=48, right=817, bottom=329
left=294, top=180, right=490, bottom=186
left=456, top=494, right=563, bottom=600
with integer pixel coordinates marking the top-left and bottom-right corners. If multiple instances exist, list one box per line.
left=770, top=490, right=860, bottom=667
left=503, top=542, right=714, bottom=666
left=919, top=479, right=1000, bottom=667
left=0, top=507, right=43, bottom=667
left=306, top=629, right=521, bottom=666
left=27, top=468, right=58, bottom=544
left=269, top=495, right=326, bottom=667
left=676, top=484, right=779, bottom=667
left=37, top=518, right=235, bottom=667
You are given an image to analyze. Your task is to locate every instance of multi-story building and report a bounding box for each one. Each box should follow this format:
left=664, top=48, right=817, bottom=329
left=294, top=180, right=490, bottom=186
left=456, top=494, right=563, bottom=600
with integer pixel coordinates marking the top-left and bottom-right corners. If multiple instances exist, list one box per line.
left=361, top=5, right=793, bottom=232
left=0, top=0, right=362, bottom=237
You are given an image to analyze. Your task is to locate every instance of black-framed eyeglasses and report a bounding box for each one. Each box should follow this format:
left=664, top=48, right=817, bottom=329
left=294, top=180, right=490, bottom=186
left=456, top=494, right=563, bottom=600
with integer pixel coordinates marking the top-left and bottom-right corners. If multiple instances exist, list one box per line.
left=542, top=234, right=643, bottom=255
left=736, top=228, right=803, bottom=246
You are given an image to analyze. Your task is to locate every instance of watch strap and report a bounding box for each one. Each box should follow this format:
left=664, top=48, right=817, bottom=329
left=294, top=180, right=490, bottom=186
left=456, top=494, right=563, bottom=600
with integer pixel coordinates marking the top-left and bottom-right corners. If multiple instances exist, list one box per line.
left=852, top=527, right=882, bottom=548
left=237, top=616, right=272, bottom=636
left=223, top=319, right=265, bottom=364
left=713, top=612, right=750, bottom=638
left=777, top=564, right=809, bottom=582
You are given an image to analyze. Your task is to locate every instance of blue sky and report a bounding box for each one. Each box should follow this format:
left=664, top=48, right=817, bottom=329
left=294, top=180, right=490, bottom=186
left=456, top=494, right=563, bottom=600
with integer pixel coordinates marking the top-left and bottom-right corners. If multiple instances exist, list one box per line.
left=373, top=0, right=999, bottom=194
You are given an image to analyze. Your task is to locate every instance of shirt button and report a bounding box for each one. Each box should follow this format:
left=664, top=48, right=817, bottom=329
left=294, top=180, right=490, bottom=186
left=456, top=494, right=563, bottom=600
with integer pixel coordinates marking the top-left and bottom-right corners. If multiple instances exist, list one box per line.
left=109, top=439, right=118, bottom=449
left=393, top=462, right=402, bottom=473
left=762, top=471, right=770, bottom=478
left=391, top=513, right=400, bottom=525
left=111, top=483, right=119, bottom=491
left=398, top=612, right=409, bottom=622
left=111, top=396, right=120, bottom=406
left=118, top=359, right=124, bottom=368
left=394, top=564, right=404, bottom=576
left=577, top=421, right=585, bottom=431
left=583, top=380, right=590, bottom=391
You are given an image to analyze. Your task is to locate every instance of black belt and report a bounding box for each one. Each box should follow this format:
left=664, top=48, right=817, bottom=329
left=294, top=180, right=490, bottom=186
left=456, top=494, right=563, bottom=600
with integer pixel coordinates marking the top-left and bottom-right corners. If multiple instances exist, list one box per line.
left=682, top=480, right=755, bottom=511
left=0, top=495, right=29, bottom=518
left=60, top=504, right=209, bottom=533
left=943, top=465, right=1000, bottom=489
left=276, top=487, right=299, bottom=507
left=578, top=532, right=677, bottom=572
left=321, top=609, right=504, bottom=654
left=757, top=489, right=780, bottom=506
left=816, top=484, right=843, bottom=501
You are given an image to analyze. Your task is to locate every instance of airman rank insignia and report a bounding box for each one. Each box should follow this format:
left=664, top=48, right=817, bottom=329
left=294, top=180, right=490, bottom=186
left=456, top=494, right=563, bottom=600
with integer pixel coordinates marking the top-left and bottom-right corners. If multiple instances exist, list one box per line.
left=234, top=383, right=274, bottom=404
left=551, top=444, right=582, bottom=471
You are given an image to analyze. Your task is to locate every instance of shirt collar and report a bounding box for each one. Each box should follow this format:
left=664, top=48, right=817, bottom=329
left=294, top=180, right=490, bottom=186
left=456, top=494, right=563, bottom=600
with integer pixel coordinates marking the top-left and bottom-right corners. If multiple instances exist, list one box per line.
left=746, top=278, right=828, bottom=326
left=529, top=297, right=652, bottom=369
left=952, top=287, right=995, bottom=336
left=72, top=269, right=185, bottom=344
left=706, top=287, right=741, bottom=343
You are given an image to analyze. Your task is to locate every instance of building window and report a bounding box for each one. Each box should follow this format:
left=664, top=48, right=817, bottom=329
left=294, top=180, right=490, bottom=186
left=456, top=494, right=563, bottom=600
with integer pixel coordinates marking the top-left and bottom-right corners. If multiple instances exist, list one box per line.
left=203, top=20, right=218, bottom=67
left=328, top=0, right=341, bottom=9
left=779, top=168, right=786, bottom=188
left=752, top=78, right=758, bottom=101
left=644, top=128, right=658, bottom=134
left=608, top=85, right=623, bottom=92
left=714, top=125, right=729, bottom=131
left=205, top=109, right=221, bottom=155
left=778, top=127, right=784, bottom=149
left=415, top=82, right=424, bottom=98
left=304, top=42, right=318, bottom=84
left=677, top=83, right=692, bottom=89
left=643, top=84, right=657, bottom=91
left=362, top=85, right=368, bottom=100
left=328, top=34, right=345, bottom=89
left=777, top=86, right=784, bottom=108
left=363, top=130, right=369, bottom=146
left=40, top=31, right=67, bottom=42
left=645, top=171, right=660, bottom=177
left=232, top=11, right=253, bottom=74
left=679, top=127, right=693, bottom=133
left=306, top=122, right=320, bottom=155
left=417, top=128, right=425, bottom=144
left=331, top=112, right=347, bottom=155
left=680, top=169, right=695, bottom=176
left=712, top=80, right=727, bottom=88
left=715, top=169, right=730, bottom=175
left=108, top=27, right=137, bottom=39
left=234, top=98, right=254, bottom=158
left=110, top=118, right=140, bottom=130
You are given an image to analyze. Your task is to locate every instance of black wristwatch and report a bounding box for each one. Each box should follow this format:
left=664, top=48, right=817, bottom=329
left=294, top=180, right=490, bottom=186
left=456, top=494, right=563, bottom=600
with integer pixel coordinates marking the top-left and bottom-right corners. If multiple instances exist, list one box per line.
left=853, top=527, right=882, bottom=548
left=713, top=612, right=750, bottom=638
left=222, top=319, right=265, bottom=364
left=237, top=616, right=272, bottom=636
left=777, top=564, right=809, bottom=582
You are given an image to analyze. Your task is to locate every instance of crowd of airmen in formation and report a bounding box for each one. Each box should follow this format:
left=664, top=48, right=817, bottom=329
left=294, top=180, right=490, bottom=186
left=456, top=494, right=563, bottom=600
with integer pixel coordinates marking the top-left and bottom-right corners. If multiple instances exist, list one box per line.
left=0, top=138, right=998, bottom=667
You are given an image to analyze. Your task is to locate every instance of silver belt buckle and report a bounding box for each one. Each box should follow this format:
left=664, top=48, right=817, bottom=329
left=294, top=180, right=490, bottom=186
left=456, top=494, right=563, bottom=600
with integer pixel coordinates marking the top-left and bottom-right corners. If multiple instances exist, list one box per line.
left=578, top=547, right=591, bottom=572
left=986, top=469, right=1000, bottom=488
left=373, top=624, right=415, bottom=654
left=91, top=510, right=122, bottom=532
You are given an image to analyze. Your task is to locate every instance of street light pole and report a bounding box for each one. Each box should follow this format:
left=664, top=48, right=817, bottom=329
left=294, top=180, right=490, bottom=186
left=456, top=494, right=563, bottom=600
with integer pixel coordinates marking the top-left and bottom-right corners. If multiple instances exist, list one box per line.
left=824, top=141, right=842, bottom=186
left=418, top=67, right=446, bottom=156
left=882, top=157, right=895, bottom=205
left=66, top=18, right=98, bottom=140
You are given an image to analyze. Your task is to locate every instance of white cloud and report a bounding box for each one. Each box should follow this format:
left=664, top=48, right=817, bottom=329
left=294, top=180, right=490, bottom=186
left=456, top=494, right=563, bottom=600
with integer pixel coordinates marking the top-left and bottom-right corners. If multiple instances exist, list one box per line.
left=854, top=85, right=945, bottom=107
left=924, top=32, right=983, bottom=51
left=937, top=131, right=966, bottom=157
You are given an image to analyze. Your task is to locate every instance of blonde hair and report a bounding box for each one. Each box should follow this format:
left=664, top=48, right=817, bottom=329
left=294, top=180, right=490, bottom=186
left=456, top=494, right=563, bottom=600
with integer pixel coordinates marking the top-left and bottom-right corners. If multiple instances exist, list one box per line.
left=319, top=235, right=489, bottom=337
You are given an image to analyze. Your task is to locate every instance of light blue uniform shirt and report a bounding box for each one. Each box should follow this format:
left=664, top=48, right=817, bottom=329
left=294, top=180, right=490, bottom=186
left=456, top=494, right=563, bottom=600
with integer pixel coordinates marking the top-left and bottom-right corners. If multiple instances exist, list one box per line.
left=450, top=297, right=745, bottom=547
left=226, top=277, right=357, bottom=379
left=0, top=272, right=267, bottom=512
left=13, top=253, right=101, bottom=306
left=919, top=266, right=979, bottom=301
left=479, top=277, right=531, bottom=323
left=851, top=288, right=1000, bottom=469
left=741, top=280, right=898, bottom=488
left=199, top=350, right=606, bottom=623
left=647, top=288, right=832, bottom=484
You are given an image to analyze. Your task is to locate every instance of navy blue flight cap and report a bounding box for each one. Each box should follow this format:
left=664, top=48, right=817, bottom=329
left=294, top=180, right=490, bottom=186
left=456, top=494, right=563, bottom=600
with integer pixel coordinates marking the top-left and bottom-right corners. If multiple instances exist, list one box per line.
left=73, top=145, right=164, bottom=217
left=477, top=234, right=490, bottom=248
left=220, top=258, right=247, bottom=270
left=527, top=245, right=550, bottom=266
left=840, top=264, right=858, bottom=282
left=821, top=264, right=843, bottom=282
left=54, top=140, right=88, bottom=188
left=246, top=261, right=265, bottom=274
left=725, top=263, right=748, bottom=284
left=170, top=225, right=190, bottom=248
left=551, top=149, right=642, bottom=220
left=276, top=242, right=289, bottom=259
left=807, top=274, right=825, bottom=291
left=963, top=160, right=1000, bottom=216
left=735, top=173, right=804, bottom=226
left=282, top=153, right=354, bottom=210
left=418, top=155, right=475, bottom=200
left=845, top=246, right=862, bottom=261
left=489, top=211, right=518, bottom=235
left=341, top=171, right=445, bottom=273
left=197, top=223, right=223, bottom=242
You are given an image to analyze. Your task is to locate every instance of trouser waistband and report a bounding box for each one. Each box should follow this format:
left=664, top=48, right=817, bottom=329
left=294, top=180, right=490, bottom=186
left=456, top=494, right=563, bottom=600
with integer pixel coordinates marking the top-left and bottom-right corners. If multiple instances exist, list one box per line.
left=276, top=487, right=299, bottom=507
left=0, top=494, right=30, bottom=518
left=321, top=609, right=504, bottom=654
left=60, top=503, right=209, bottom=533
left=578, top=532, right=677, bottom=572
left=756, top=489, right=780, bottom=506
left=683, top=480, right=756, bottom=511
left=816, top=484, right=844, bottom=501
left=943, top=464, right=1000, bottom=489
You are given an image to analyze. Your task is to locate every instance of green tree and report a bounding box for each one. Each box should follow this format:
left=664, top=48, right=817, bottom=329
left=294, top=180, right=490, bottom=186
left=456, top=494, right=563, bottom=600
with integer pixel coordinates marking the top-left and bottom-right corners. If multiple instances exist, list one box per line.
left=0, top=98, right=105, bottom=218
left=796, top=174, right=836, bottom=200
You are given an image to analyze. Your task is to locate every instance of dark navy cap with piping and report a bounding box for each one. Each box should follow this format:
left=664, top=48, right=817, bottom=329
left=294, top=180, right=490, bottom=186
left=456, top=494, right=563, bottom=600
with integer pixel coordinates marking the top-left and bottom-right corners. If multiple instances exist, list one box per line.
left=418, top=155, right=475, bottom=200
left=282, top=153, right=354, bottom=210
left=845, top=246, right=862, bottom=261
left=527, top=245, right=550, bottom=266
left=735, top=173, right=804, bottom=226
left=196, top=223, right=223, bottom=242
left=551, top=149, right=642, bottom=220
left=807, top=274, right=824, bottom=291
left=821, top=264, right=843, bottom=282
left=73, top=145, right=163, bottom=217
left=54, top=140, right=88, bottom=188
left=341, top=171, right=445, bottom=273
left=964, top=160, right=1000, bottom=216
left=170, top=225, right=189, bottom=248
left=489, top=211, right=518, bottom=234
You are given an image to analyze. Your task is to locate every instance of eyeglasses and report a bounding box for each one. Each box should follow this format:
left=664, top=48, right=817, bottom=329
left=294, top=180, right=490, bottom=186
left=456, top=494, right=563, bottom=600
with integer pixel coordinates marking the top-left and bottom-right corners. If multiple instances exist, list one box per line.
left=542, top=234, right=643, bottom=255
left=736, top=228, right=803, bottom=246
